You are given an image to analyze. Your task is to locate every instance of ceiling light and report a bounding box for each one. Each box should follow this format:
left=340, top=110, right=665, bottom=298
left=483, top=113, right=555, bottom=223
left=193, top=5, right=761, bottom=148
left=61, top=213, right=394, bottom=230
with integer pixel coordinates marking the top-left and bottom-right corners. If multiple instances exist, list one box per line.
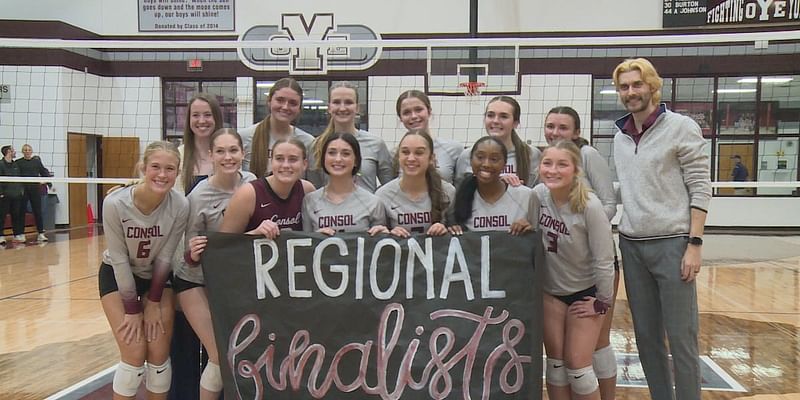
left=717, top=89, right=757, bottom=94
left=737, top=77, right=793, bottom=84
left=600, top=89, right=617, bottom=95
left=763, top=77, right=793, bottom=83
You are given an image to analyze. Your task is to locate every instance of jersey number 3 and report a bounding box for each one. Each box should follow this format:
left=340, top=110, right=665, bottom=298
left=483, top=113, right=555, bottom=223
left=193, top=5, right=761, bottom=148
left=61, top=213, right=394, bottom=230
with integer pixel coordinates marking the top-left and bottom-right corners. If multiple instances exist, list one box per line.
left=546, top=232, right=558, bottom=253
left=136, top=240, right=151, bottom=259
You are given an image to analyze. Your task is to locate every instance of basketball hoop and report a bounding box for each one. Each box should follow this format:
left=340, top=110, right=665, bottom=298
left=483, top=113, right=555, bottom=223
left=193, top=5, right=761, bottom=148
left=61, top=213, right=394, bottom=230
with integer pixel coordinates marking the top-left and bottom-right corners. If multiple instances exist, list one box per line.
left=459, top=81, right=486, bottom=97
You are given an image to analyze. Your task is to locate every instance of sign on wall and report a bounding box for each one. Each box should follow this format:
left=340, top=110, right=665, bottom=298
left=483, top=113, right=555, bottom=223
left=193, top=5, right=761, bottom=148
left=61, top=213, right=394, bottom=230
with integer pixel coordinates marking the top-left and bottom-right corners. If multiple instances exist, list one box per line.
left=238, top=13, right=381, bottom=74
left=138, top=0, right=234, bottom=32
left=202, top=231, right=543, bottom=399
left=0, top=84, right=9, bottom=103
left=664, top=0, right=800, bottom=27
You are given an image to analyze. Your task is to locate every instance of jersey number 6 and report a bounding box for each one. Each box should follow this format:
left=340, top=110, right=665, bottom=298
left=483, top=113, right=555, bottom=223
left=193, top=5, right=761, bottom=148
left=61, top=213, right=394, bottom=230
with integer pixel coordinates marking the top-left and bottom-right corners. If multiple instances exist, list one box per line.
left=136, top=240, right=151, bottom=259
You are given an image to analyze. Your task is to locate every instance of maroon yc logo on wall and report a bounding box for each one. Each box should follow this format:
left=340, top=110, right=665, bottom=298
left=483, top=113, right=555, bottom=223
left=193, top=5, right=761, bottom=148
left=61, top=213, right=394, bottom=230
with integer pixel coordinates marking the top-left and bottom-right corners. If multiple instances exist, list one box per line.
left=238, top=13, right=382, bottom=74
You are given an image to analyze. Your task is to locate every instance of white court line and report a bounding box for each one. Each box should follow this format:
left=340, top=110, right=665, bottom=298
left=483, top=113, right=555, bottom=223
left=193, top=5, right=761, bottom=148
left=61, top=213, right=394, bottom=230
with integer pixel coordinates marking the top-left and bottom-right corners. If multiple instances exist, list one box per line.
left=701, top=355, right=748, bottom=392
left=612, top=353, right=746, bottom=392
left=45, top=365, right=115, bottom=400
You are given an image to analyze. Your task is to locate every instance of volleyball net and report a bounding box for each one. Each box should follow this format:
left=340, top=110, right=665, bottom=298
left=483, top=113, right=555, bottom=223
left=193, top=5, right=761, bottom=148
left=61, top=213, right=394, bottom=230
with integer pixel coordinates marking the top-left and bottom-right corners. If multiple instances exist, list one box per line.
left=1, top=31, right=799, bottom=226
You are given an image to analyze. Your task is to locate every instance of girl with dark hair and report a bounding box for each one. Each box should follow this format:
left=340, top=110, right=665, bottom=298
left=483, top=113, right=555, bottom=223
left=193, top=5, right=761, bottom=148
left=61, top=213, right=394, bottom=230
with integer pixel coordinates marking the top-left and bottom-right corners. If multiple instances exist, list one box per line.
left=376, top=129, right=454, bottom=237
left=454, top=96, right=541, bottom=188
left=172, top=93, right=224, bottom=397
left=303, top=132, right=387, bottom=235
left=534, top=140, right=614, bottom=400
left=544, top=106, right=616, bottom=220
left=172, top=129, right=256, bottom=399
left=178, top=93, right=223, bottom=194
left=448, top=136, right=535, bottom=236
left=395, top=90, right=463, bottom=183
left=221, top=137, right=316, bottom=237
left=307, top=82, right=394, bottom=192
left=99, top=141, right=189, bottom=400
left=239, top=77, right=315, bottom=178
left=544, top=106, right=619, bottom=400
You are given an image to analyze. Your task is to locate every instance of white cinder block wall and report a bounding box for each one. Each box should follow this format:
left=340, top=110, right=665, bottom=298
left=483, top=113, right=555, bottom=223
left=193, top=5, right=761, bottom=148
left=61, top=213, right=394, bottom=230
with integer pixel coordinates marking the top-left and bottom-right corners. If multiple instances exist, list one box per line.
left=0, top=66, right=161, bottom=225
left=368, top=74, right=592, bottom=150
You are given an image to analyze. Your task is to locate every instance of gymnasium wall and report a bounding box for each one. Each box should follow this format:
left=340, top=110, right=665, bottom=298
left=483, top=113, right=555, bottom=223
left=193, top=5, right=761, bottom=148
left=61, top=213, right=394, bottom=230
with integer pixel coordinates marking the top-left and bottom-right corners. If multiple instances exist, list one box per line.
left=0, top=0, right=657, bottom=36
left=0, top=65, right=162, bottom=224
left=367, top=75, right=592, bottom=149
left=0, top=2, right=798, bottom=228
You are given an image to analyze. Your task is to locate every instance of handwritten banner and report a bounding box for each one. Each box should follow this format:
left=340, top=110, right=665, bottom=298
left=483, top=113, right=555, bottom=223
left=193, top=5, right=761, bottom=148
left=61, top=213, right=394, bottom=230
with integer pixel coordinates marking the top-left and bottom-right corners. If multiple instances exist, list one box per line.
left=203, top=231, right=543, bottom=399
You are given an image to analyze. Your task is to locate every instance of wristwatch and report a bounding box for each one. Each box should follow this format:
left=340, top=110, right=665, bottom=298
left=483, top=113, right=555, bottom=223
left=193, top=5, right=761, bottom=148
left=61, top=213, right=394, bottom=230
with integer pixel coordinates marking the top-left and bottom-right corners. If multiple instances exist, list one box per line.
left=688, top=236, right=703, bottom=246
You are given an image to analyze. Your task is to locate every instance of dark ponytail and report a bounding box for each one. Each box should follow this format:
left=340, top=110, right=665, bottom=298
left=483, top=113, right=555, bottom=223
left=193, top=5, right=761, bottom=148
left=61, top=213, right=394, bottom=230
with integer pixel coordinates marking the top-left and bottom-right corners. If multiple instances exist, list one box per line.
left=453, top=175, right=478, bottom=226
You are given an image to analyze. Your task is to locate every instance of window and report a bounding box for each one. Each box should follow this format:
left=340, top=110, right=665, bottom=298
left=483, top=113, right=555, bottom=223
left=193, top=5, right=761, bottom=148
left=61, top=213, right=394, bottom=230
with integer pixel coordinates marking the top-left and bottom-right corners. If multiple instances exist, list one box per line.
left=591, top=75, right=800, bottom=197
left=162, top=80, right=237, bottom=145
left=717, top=77, right=758, bottom=136
left=757, top=75, right=800, bottom=195
left=674, top=78, right=714, bottom=138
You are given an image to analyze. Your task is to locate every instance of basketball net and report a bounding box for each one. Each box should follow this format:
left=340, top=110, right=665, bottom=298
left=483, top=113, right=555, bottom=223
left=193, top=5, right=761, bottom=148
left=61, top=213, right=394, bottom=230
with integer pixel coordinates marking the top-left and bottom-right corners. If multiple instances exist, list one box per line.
left=459, top=81, right=486, bottom=98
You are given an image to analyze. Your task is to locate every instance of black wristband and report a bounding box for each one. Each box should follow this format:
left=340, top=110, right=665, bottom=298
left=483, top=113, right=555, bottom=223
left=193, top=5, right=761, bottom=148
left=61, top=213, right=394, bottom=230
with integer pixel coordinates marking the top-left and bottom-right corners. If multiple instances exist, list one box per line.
left=688, top=236, right=703, bottom=246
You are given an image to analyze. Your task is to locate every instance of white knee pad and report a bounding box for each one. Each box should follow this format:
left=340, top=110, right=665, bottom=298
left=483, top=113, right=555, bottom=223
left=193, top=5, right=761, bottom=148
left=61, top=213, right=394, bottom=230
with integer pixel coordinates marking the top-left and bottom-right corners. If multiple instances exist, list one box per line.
left=567, top=365, right=599, bottom=395
left=593, top=345, right=618, bottom=379
left=145, top=358, right=172, bottom=394
left=200, top=361, right=223, bottom=393
left=545, top=358, right=568, bottom=386
left=113, top=361, right=145, bottom=397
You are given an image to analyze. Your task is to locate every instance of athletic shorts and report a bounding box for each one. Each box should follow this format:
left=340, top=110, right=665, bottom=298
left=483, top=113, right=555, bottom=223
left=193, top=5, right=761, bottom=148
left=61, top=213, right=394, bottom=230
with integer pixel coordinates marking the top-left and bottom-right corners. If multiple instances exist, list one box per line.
left=553, top=286, right=597, bottom=306
left=98, top=263, right=171, bottom=298
left=171, top=273, right=205, bottom=293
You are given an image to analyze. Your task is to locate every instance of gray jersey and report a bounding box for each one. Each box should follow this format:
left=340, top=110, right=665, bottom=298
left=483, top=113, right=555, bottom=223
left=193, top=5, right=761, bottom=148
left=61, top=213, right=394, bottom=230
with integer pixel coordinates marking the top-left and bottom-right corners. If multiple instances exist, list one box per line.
left=102, top=186, right=189, bottom=313
left=375, top=178, right=456, bottom=233
left=173, top=171, right=256, bottom=284
left=239, top=123, right=314, bottom=175
left=461, top=185, right=534, bottom=231
left=307, top=130, right=396, bottom=193
left=580, top=145, right=617, bottom=221
left=533, top=184, right=614, bottom=304
left=433, top=138, right=464, bottom=184
left=302, top=186, right=387, bottom=232
left=454, top=144, right=541, bottom=189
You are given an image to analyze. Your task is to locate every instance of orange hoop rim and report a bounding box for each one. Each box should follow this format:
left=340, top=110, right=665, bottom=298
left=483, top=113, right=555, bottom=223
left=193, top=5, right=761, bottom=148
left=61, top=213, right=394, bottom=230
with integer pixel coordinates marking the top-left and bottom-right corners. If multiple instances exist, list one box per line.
left=458, top=81, right=487, bottom=96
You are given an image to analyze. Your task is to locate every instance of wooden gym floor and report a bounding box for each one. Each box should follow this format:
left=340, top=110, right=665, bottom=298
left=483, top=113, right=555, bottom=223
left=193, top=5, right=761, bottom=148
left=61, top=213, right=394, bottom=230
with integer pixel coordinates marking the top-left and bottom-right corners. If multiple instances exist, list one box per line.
left=1, top=226, right=799, bottom=399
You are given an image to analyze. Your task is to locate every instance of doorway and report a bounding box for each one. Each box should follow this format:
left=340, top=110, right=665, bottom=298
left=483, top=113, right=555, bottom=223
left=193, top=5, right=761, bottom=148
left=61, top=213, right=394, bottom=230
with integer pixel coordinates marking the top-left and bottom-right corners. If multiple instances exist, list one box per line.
left=67, top=133, right=140, bottom=227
